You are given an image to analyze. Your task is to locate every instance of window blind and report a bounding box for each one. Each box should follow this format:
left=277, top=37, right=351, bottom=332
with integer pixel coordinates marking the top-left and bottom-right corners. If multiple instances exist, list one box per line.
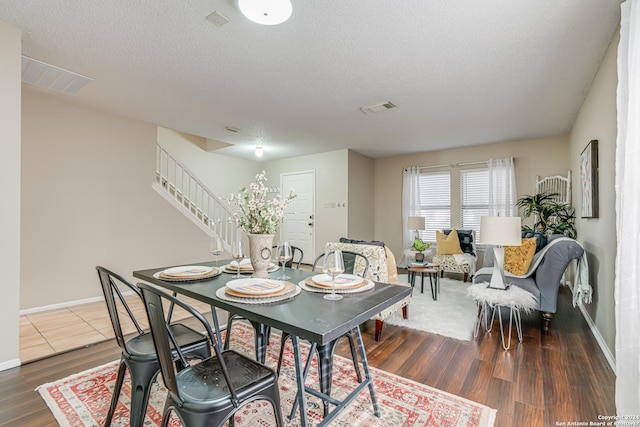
left=460, top=168, right=489, bottom=241
left=418, top=171, right=451, bottom=242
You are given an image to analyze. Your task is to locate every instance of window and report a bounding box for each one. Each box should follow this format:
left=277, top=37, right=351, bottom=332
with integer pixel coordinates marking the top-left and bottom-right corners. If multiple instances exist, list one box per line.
left=460, top=168, right=489, bottom=240
left=418, top=171, right=451, bottom=242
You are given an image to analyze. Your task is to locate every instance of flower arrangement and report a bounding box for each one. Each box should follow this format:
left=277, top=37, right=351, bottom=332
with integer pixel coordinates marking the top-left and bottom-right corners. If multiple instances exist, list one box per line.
left=228, top=171, right=296, bottom=235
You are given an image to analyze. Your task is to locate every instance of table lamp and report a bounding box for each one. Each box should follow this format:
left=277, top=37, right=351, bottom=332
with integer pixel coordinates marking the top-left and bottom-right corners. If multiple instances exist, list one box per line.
left=479, top=216, right=522, bottom=289
left=407, top=216, right=426, bottom=239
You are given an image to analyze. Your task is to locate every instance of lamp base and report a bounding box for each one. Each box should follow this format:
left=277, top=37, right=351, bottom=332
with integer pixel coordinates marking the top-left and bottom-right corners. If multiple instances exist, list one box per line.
left=488, top=246, right=509, bottom=290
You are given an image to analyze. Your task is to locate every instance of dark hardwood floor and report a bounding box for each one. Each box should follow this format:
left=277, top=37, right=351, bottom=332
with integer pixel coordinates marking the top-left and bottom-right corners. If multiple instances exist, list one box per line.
left=0, top=285, right=615, bottom=427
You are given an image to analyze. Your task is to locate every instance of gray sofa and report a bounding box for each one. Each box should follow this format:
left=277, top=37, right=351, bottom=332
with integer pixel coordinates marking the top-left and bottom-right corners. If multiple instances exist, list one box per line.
left=473, top=234, right=584, bottom=332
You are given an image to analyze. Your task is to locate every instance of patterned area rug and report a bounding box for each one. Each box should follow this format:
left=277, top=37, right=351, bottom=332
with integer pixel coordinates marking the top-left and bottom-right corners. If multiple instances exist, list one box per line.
left=37, top=322, right=496, bottom=426
left=385, top=276, right=478, bottom=341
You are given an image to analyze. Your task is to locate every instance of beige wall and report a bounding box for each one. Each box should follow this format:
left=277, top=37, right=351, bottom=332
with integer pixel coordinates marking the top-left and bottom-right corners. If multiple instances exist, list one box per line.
left=265, top=150, right=348, bottom=259
left=157, top=127, right=259, bottom=200
left=374, top=135, right=570, bottom=258
left=569, top=30, right=618, bottom=356
left=21, top=90, right=213, bottom=309
left=347, top=150, right=375, bottom=241
left=0, top=22, right=22, bottom=368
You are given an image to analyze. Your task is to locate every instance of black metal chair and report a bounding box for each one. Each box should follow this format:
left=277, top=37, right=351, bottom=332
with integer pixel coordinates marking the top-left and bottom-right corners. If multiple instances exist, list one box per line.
left=222, top=245, right=304, bottom=357
left=271, top=244, right=304, bottom=268
left=96, top=266, right=211, bottom=427
left=275, top=250, right=369, bottom=415
left=138, top=282, right=283, bottom=427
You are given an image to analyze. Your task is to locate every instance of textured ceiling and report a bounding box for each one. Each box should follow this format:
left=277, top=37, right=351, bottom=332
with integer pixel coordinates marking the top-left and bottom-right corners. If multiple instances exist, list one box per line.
left=1, top=1, right=622, bottom=161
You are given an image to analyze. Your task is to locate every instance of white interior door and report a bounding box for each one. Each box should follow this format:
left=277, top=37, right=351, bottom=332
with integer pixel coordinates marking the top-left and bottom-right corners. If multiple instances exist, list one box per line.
left=281, top=171, right=315, bottom=264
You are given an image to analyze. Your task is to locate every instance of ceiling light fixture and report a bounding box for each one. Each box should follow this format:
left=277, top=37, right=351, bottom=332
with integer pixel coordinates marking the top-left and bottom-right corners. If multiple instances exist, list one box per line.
left=238, top=0, right=292, bottom=25
left=255, top=146, right=264, bottom=157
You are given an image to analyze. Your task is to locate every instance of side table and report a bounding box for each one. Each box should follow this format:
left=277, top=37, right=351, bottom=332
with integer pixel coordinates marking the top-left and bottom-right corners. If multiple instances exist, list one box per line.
left=407, top=263, right=440, bottom=300
left=467, top=283, right=537, bottom=350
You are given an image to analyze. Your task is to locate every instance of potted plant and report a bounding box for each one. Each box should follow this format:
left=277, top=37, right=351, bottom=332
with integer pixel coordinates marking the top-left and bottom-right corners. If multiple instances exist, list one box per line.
left=516, top=192, right=577, bottom=239
left=411, top=238, right=432, bottom=262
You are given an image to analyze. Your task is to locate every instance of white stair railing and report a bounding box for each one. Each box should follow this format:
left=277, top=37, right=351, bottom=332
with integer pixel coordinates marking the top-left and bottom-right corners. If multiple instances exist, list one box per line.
left=153, top=144, right=238, bottom=252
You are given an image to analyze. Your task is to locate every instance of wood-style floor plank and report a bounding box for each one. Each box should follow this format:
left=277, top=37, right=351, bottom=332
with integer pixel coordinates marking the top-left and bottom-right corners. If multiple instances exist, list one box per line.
left=0, top=285, right=616, bottom=426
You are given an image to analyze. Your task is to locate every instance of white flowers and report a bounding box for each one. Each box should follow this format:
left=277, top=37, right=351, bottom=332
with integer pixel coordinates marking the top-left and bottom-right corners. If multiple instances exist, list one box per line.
left=228, top=171, right=296, bottom=235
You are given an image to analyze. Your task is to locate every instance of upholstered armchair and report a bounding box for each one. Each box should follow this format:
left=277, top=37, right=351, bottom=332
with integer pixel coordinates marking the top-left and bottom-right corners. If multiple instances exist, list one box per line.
left=326, top=241, right=411, bottom=340
left=431, top=229, right=477, bottom=282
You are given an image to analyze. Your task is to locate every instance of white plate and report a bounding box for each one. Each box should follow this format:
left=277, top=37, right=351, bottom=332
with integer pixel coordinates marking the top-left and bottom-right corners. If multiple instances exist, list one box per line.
left=227, top=259, right=277, bottom=271
left=226, top=278, right=286, bottom=295
left=311, top=273, right=364, bottom=288
left=162, top=265, right=213, bottom=277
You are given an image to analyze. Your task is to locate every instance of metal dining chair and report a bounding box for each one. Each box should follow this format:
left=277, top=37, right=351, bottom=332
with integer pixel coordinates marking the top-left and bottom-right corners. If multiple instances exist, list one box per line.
left=271, top=244, right=304, bottom=268
left=275, top=250, right=369, bottom=416
left=96, top=266, right=211, bottom=427
left=138, top=282, right=283, bottom=427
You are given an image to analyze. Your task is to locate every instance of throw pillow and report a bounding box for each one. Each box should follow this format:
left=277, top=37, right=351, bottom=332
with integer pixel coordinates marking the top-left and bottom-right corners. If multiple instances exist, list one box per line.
left=503, top=237, right=537, bottom=276
left=444, top=229, right=475, bottom=256
left=436, top=230, right=463, bottom=255
left=521, top=229, right=547, bottom=253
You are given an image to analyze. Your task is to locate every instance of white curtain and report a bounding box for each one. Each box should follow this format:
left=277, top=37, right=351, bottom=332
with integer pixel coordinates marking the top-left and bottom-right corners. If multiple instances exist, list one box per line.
left=615, top=1, right=640, bottom=415
left=402, top=167, right=422, bottom=249
left=487, top=157, right=518, bottom=216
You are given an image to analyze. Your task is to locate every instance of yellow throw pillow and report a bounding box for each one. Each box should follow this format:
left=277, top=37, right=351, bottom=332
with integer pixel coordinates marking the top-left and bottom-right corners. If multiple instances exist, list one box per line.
left=504, top=237, right=537, bottom=276
left=436, top=230, right=463, bottom=255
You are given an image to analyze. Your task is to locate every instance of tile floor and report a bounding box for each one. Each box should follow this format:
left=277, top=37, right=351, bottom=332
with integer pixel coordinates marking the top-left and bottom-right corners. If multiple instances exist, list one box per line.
left=19, top=294, right=214, bottom=363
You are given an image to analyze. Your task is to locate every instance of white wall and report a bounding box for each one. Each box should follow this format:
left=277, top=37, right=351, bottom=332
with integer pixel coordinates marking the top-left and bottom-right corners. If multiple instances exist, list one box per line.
left=21, top=90, right=213, bottom=309
left=0, top=22, right=22, bottom=369
left=569, top=29, right=618, bottom=356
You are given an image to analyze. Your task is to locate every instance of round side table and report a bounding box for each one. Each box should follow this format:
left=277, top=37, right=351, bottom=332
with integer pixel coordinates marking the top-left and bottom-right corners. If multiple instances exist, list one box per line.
left=407, top=263, right=440, bottom=300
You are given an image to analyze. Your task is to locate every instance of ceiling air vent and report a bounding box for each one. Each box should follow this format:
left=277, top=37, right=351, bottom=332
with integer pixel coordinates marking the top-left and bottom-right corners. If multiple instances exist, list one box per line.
left=21, top=55, right=92, bottom=96
left=359, top=101, right=397, bottom=115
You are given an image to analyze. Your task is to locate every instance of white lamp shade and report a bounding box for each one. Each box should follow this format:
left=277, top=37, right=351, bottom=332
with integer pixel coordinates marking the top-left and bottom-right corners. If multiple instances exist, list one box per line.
left=239, top=0, right=292, bottom=25
left=407, top=216, right=426, bottom=230
left=479, top=216, right=522, bottom=246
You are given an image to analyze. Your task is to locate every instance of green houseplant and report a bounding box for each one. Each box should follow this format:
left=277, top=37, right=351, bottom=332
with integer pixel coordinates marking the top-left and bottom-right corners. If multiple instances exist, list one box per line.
left=411, top=238, right=432, bottom=262
left=516, top=192, right=577, bottom=239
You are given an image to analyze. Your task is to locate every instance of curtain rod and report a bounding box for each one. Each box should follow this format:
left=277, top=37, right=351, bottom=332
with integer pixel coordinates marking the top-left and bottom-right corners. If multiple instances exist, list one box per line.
left=404, top=160, right=488, bottom=172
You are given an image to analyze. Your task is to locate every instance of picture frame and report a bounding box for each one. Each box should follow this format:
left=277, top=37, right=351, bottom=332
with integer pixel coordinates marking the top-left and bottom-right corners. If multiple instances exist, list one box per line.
left=579, top=140, right=598, bottom=218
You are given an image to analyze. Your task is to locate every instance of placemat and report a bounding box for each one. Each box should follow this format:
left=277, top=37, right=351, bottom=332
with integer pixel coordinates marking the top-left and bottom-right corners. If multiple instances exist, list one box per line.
left=216, top=282, right=301, bottom=304
left=153, top=267, right=221, bottom=282
left=299, top=278, right=375, bottom=294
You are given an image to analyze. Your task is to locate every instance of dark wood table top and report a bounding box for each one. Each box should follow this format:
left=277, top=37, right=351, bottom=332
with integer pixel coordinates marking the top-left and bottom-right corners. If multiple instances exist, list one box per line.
left=133, top=260, right=411, bottom=346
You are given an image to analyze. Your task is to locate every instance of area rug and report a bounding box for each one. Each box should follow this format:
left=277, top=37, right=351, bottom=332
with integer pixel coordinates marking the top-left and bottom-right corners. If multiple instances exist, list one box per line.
left=385, top=276, right=478, bottom=341
left=37, top=322, right=495, bottom=427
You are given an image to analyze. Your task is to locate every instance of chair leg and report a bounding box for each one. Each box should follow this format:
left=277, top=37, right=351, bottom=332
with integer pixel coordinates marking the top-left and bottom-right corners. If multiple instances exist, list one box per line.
left=374, top=319, right=384, bottom=341
left=276, top=333, right=291, bottom=376
left=127, top=360, right=160, bottom=427
left=542, top=312, right=554, bottom=334
left=402, top=305, right=408, bottom=319
left=104, top=359, right=126, bottom=427
left=463, top=272, right=469, bottom=282
left=223, top=314, right=238, bottom=350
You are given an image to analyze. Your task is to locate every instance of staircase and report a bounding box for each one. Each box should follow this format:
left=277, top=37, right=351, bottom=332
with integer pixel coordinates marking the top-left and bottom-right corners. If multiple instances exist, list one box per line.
left=152, top=144, right=238, bottom=253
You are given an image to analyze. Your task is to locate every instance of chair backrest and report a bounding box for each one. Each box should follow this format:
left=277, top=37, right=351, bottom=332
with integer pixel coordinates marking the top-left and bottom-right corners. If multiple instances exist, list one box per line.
left=325, top=242, right=388, bottom=282
left=312, top=250, right=370, bottom=278
left=272, top=245, right=304, bottom=269
left=138, top=282, right=240, bottom=403
left=96, top=266, right=145, bottom=351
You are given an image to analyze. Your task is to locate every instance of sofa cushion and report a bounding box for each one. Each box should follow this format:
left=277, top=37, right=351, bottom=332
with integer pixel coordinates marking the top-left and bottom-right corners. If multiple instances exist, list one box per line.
left=436, top=230, right=463, bottom=255
left=444, top=229, right=475, bottom=256
left=521, top=229, right=547, bottom=252
left=504, top=237, right=537, bottom=275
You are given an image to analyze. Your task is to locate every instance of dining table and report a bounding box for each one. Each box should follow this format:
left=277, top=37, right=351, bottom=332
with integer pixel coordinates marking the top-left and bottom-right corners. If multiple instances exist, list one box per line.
left=133, top=260, right=411, bottom=427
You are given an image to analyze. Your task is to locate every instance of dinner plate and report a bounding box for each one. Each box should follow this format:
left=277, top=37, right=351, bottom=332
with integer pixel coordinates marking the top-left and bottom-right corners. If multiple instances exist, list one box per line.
left=162, top=265, right=213, bottom=277
left=222, top=264, right=279, bottom=274
left=311, top=273, right=364, bottom=288
left=226, top=278, right=285, bottom=295
left=227, top=260, right=277, bottom=271
left=154, top=267, right=221, bottom=282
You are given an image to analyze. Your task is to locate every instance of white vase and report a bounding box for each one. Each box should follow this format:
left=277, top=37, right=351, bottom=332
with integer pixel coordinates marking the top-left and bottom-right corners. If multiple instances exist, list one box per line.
left=247, top=233, right=274, bottom=278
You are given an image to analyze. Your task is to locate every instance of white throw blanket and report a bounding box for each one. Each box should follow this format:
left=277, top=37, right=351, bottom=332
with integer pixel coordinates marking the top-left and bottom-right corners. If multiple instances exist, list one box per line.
left=452, top=253, right=477, bottom=273
left=475, top=237, right=592, bottom=306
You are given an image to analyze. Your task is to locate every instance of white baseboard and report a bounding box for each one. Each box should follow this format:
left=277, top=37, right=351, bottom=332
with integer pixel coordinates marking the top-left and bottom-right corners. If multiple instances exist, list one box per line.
left=578, top=302, right=616, bottom=371
left=0, top=358, right=21, bottom=372
left=19, top=290, right=136, bottom=316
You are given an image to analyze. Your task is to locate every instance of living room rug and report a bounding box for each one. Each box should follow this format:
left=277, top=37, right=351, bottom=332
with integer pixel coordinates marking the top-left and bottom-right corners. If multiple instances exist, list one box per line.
left=385, top=276, right=478, bottom=341
left=37, top=322, right=495, bottom=427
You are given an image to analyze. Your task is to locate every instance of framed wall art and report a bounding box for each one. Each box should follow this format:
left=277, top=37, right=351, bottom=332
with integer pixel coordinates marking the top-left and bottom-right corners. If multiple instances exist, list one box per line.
left=579, top=139, right=599, bottom=218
